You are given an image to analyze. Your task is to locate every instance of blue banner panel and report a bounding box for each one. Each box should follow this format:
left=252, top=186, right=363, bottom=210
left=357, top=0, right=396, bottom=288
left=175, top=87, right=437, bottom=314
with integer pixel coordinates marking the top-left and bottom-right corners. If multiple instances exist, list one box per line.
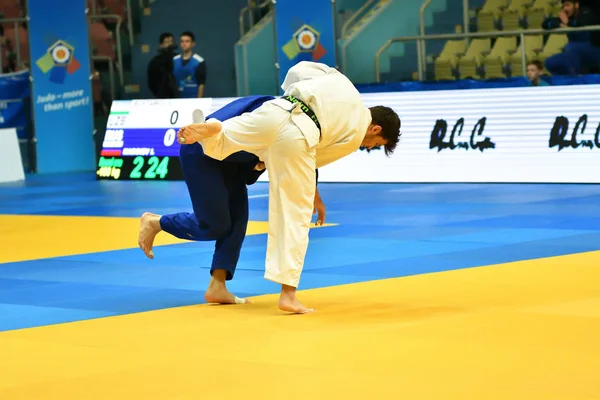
left=275, top=0, right=337, bottom=91
left=27, top=0, right=95, bottom=173
left=0, top=70, right=30, bottom=139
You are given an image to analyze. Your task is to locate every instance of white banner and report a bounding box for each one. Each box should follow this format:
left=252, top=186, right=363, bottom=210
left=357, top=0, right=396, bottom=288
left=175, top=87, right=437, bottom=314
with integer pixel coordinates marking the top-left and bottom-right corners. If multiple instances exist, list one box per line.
left=310, top=84, right=600, bottom=183
left=109, top=85, right=600, bottom=183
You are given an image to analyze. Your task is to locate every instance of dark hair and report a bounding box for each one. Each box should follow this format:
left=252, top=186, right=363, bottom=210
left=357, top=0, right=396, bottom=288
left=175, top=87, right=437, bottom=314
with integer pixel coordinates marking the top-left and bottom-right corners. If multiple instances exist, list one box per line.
left=369, top=106, right=401, bottom=156
left=180, top=31, right=196, bottom=42
left=159, top=32, right=173, bottom=44
left=527, top=60, right=544, bottom=70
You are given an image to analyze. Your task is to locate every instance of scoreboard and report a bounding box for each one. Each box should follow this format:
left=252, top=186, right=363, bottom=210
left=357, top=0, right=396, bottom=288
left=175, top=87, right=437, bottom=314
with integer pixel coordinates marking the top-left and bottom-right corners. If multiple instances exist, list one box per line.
left=96, top=98, right=235, bottom=180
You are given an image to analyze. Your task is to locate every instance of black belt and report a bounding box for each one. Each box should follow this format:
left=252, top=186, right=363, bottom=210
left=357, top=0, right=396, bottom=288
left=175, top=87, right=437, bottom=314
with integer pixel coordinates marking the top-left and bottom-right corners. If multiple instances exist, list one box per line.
left=282, top=95, right=321, bottom=131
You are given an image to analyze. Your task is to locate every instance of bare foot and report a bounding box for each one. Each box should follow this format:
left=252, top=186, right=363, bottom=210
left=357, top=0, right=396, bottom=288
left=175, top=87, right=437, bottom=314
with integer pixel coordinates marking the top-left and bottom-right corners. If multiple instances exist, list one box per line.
left=177, top=120, right=222, bottom=144
left=138, top=212, right=162, bottom=259
left=204, top=285, right=250, bottom=305
left=278, top=285, right=314, bottom=314
left=204, top=269, right=250, bottom=305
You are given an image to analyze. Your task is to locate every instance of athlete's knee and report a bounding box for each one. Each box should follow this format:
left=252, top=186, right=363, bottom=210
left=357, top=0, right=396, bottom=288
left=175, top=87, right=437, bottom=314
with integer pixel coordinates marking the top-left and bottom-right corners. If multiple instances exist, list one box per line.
left=198, top=219, right=231, bottom=240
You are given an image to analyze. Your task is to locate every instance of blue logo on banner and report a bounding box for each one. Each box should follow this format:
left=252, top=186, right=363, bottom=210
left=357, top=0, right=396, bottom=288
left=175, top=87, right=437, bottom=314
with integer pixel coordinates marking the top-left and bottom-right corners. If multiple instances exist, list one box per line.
left=274, top=0, right=337, bottom=90
left=35, top=39, right=82, bottom=85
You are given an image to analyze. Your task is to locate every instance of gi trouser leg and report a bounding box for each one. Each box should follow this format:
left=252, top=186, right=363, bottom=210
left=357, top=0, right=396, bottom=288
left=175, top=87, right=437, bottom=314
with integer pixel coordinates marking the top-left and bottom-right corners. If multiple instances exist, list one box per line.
left=200, top=102, right=317, bottom=288
left=159, top=142, right=249, bottom=280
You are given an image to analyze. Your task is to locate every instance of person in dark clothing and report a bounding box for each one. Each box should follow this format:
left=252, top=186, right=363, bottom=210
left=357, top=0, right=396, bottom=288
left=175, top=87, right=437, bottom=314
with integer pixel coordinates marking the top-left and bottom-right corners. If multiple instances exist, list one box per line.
left=543, top=0, right=600, bottom=75
left=581, top=0, right=600, bottom=49
left=147, top=32, right=179, bottom=98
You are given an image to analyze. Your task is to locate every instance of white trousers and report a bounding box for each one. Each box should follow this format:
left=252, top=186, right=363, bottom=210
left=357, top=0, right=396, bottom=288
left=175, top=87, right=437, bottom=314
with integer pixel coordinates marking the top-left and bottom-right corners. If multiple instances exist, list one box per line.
left=200, top=101, right=317, bottom=288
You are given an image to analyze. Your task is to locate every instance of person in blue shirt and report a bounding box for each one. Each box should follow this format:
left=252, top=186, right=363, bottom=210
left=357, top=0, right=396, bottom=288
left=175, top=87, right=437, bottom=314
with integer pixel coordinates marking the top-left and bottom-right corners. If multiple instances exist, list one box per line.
left=542, top=0, right=600, bottom=75
left=526, top=61, right=550, bottom=86
left=173, top=31, right=207, bottom=98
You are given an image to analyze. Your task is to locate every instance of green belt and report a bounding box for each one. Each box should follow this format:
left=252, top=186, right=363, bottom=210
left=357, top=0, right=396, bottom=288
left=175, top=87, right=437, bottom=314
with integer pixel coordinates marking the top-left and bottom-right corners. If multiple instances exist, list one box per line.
left=282, top=95, right=321, bottom=131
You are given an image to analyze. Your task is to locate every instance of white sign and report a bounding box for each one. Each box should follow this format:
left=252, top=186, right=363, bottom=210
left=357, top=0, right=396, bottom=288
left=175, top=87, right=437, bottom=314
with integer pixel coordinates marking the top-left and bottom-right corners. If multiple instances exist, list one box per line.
left=0, top=128, right=25, bottom=183
left=111, top=85, right=600, bottom=183
left=314, top=85, right=600, bottom=183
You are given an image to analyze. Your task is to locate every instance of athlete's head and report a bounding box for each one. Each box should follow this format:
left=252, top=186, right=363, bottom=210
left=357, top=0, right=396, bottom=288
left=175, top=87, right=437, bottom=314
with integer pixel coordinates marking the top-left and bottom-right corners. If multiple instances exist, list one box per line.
left=361, top=106, right=402, bottom=155
left=179, top=31, right=196, bottom=53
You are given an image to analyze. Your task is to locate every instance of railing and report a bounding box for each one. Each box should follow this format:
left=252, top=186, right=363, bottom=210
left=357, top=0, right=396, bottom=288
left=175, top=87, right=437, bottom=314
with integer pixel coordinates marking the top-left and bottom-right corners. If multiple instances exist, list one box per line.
left=88, top=0, right=134, bottom=46
left=418, top=0, right=472, bottom=80
left=126, top=0, right=134, bottom=47
left=0, top=18, right=27, bottom=72
left=341, top=0, right=376, bottom=38
left=239, top=0, right=273, bottom=37
left=239, top=4, right=249, bottom=37
left=418, top=0, right=433, bottom=80
left=375, top=25, right=600, bottom=83
left=88, top=14, right=123, bottom=86
left=92, top=55, right=116, bottom=101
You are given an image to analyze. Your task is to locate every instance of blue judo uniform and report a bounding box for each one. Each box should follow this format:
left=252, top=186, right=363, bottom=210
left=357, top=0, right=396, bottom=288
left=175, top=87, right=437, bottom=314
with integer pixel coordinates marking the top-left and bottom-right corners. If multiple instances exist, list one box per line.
left=159, top=95, right=275, bottom=280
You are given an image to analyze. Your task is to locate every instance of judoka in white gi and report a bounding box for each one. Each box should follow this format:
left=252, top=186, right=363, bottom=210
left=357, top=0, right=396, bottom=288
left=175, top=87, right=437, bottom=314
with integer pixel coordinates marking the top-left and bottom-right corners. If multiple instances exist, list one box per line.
left=177, top=61, right=402, bottom=314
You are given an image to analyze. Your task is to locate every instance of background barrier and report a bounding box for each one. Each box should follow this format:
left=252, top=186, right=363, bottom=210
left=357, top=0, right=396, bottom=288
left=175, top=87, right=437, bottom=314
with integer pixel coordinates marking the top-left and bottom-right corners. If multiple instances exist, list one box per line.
left=0, top=128, right=25, bottom=183
left=96, top=84, right=600, bottom=184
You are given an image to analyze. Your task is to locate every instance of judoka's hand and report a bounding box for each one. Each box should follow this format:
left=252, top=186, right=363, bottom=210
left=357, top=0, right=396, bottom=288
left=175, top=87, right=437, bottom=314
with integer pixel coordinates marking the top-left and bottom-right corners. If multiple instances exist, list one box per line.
left=313, top=188, right=326, bottom=226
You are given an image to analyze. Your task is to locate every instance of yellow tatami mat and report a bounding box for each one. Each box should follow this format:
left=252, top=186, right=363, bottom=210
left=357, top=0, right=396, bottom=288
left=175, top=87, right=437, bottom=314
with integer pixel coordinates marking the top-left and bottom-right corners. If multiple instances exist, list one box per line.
left=1, top=251, right=599, bottom=399
left=0, top=214, right=334, bottom=263
left=0, top=215, right=267, bottom=263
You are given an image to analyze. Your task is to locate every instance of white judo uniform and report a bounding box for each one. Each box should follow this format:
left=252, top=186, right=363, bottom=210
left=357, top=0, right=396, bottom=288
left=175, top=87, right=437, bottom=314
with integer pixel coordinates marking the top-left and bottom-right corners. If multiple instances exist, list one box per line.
left=199, top=61, right=372, bottom=288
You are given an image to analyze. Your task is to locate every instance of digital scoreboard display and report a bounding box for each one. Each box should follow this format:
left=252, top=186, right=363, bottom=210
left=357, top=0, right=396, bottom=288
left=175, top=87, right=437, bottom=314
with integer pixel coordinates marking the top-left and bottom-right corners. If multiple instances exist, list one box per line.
left=96, top=98, right=235, bottom=180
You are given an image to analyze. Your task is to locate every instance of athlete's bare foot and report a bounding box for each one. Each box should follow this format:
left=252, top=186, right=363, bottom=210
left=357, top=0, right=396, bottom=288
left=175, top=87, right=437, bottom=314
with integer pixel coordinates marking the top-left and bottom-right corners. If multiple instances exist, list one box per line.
left=278, top=284, right=314, bottom=314
left=138, top=212, right=162, bottom=259
left=204, top=269, right=250, bottom=305
left=177, top=120, right=223, bottom=144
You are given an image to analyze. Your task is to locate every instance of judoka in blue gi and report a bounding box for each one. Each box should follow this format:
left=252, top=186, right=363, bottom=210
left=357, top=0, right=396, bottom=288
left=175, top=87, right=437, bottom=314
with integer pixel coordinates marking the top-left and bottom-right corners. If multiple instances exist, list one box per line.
left=138, top=95, right=326, bottom=305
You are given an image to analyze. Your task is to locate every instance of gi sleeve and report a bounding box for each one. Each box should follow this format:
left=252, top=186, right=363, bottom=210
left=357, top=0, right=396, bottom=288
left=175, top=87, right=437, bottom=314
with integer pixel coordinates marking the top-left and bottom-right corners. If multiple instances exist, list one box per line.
left=315, top=140, right=359, bottom=169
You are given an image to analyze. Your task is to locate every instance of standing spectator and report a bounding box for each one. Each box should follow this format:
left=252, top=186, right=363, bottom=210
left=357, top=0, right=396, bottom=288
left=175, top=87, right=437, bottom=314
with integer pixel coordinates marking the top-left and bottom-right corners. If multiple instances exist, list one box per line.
left=542, top=0, right=600, bottom=75
left=526, top=61, right=550, bottom=86
left=147, top=33, right=178, bottom=98
left=147, top=32, right=178, bottom=99
left=173, top=31, right=206, bottom=98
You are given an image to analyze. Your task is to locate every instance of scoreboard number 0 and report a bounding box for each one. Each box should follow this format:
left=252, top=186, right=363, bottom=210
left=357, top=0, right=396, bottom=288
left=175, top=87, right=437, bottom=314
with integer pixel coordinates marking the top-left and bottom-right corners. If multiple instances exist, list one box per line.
left=130, top=156, right=170, bottom=179
left=164, top=129, right=176, bottom=146
left=170, top=111, right=179, bottom=125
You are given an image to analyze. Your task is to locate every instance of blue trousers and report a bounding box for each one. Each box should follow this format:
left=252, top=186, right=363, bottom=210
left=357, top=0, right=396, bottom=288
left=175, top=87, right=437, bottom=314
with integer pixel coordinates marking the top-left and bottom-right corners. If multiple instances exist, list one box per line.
left=159, top=95, right=274, bottom=280
left=545, top=42, right=600, bottom=75
left=160, top=144, right=257, bottom=280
